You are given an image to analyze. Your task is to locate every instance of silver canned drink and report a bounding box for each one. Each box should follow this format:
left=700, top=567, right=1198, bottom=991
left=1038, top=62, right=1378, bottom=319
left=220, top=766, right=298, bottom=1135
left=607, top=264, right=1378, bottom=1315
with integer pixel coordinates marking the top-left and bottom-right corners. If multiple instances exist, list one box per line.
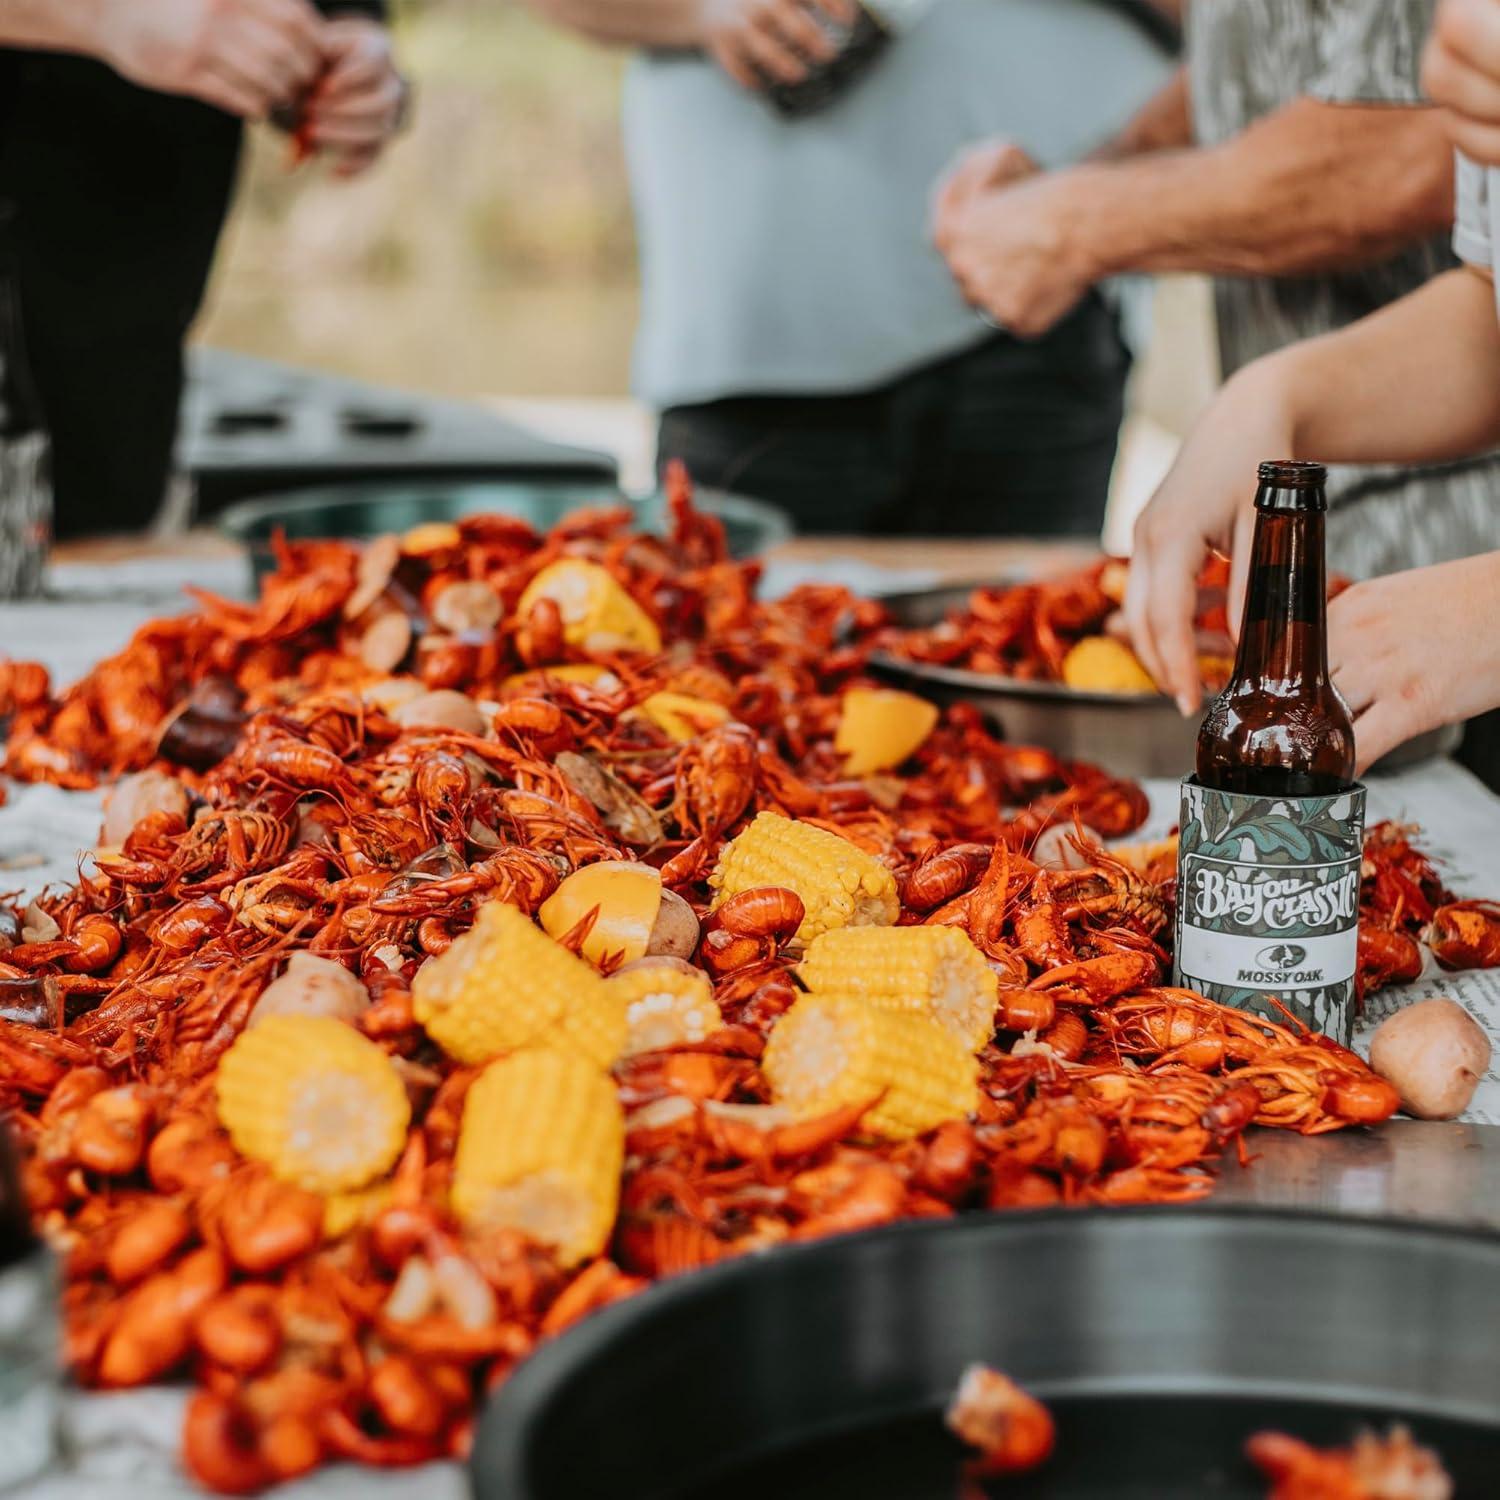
left=1173, top=779, right=1366, bottom=1046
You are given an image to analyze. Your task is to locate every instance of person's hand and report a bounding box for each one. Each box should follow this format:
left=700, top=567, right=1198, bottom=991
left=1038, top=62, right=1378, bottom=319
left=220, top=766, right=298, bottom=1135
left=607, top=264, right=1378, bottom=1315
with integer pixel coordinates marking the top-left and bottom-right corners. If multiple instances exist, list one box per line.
left=932, top=166, right=1099, bottom=338
left=1123, top=359, right=1297, bottom=716
left=93, top=0, right=324, bottom=119
left=700, top=0, right=855, bottom=90
left=1423, top=0, right=1500, bottom=164
left=300, top=17, right=406, bottom=176
left=931, top=138, right=1041, bottom=237
left=1329, top=553, right=1500, bottom=771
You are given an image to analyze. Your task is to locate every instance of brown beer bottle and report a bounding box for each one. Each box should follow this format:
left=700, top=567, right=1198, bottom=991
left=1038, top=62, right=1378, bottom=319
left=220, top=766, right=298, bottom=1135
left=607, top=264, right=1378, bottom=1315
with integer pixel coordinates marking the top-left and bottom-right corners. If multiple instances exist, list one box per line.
left=1196, top=461, right=1355, bottom=797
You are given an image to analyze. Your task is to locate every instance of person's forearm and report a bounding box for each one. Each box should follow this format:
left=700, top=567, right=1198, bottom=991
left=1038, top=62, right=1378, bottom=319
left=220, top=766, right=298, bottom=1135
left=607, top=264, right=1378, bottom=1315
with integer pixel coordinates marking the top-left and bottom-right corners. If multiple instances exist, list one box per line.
left=1245, top=267, right=1500, bottom=465
left=1087, top=65, right=1192, bottom=161
left=1072, top=98, right=1453, bottom=280
left=0, top=0, right=109, bottom=52
left=523, top=0, right=702, bottom=49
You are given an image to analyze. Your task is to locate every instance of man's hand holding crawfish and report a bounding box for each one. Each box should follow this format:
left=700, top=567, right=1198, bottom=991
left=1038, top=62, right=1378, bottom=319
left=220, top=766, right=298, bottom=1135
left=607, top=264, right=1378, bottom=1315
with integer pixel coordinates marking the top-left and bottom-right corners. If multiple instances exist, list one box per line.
left=298, top=11, right=409, bottom=176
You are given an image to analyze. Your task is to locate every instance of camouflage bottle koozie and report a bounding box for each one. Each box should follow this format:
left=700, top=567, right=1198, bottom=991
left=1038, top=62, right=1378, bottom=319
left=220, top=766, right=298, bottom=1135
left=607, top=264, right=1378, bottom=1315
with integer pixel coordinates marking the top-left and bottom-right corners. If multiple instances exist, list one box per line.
left=1174, top=779, right=1366, bottom=1046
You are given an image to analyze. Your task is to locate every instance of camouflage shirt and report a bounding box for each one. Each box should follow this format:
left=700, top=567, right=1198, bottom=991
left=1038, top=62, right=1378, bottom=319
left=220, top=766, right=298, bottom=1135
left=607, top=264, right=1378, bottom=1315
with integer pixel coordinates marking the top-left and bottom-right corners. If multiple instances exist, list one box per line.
left=1188, top=0, right=1500, bottom=580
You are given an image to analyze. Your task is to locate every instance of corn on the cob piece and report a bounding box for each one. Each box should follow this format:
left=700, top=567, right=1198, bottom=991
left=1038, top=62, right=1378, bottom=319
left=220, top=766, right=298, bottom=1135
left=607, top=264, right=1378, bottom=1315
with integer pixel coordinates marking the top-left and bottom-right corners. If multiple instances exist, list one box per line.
left=324, top=1181, right=393, bottom=1240
left=216, top=1015, right=410, bottom=1195
left=516, top=559, right=661, bottom=656
left=710, top=812, right=898, bottom=948
left=412, top=901, right=626, bottom=1067
left=607, top=957, right=722, bottom=1055
left=835, top=688, right=939, bottom=775
left=762, top=993, right=978, bottom=1141
left=798, top=926, right=998, bottom=1052
left=451, top=1048, right=624, bottom=1265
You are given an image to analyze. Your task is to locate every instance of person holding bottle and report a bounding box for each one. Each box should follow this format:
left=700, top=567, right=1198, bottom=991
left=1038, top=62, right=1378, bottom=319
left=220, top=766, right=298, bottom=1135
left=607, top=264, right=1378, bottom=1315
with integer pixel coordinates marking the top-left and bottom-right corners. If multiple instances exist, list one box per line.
left=0, top=0, right=407, bottom=541
left=1123, top=0, right=1500, bottom=782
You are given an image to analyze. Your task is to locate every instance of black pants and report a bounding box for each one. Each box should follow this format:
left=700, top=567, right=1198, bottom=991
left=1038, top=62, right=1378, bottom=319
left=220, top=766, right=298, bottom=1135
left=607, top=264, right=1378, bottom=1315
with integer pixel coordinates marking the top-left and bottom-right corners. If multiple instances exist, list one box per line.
left=656, top=293, right=1130, bottom=536
left=0, top=53, right=242, bottom=539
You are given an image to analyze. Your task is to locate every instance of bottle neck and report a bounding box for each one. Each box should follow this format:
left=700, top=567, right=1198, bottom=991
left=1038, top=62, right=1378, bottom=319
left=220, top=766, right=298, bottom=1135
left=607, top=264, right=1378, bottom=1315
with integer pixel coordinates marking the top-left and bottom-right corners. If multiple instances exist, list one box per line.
left=1228, top=506, right=1330, bottom=693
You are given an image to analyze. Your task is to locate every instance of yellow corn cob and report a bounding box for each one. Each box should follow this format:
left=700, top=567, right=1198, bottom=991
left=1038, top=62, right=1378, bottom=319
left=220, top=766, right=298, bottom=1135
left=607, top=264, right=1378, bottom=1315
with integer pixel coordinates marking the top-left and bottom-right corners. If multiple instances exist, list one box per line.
left=606, top=957, right=722, bottom=1055
left=324, top=1181, right=393, bottom=1240
left=763, top=993, right=979, bottom=1141
left=411, top=901, right=626, bottom=1068
left=798, top=926, right=999, bottom=1052
left=710, top=812, right=899, bottom=948
left=451, top=1048, right=624, bottom=1265
left=216, top=1015, right=410, bottom=1195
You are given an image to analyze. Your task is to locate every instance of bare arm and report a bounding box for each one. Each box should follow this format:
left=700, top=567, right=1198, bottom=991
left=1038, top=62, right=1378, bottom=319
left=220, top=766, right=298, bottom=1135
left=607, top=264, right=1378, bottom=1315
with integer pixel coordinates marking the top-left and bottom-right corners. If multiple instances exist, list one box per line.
left=524, top=0, right=855, bottom=92
left=1124, top=265, right=1500, bottom=714
left=1077, top=99, right=1454, bottom=280
left=0, top=0, right=109, bottom=50
left=1274, top=265, right=1500, bottom=463
left=0, top=0, right=325, bottom=118
left=523, top=0, right=702, bottom=49
left=1088, top=64, right=1193, bottom=161
left=936, top=95, right=1454, bottom=338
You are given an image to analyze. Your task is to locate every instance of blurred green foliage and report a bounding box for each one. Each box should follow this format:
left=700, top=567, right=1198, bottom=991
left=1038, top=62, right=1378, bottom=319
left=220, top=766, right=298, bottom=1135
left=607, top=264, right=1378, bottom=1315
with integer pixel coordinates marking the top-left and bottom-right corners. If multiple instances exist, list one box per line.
left=196, top=0, right=640, bottom=397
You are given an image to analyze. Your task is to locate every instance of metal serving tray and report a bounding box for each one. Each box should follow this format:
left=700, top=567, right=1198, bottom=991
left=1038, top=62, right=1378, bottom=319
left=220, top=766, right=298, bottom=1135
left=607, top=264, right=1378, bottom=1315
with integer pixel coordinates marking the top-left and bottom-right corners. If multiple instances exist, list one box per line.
left=868, top=583, right=1453, bottom=781
left=473, top=1207, right=1500, bottom=1499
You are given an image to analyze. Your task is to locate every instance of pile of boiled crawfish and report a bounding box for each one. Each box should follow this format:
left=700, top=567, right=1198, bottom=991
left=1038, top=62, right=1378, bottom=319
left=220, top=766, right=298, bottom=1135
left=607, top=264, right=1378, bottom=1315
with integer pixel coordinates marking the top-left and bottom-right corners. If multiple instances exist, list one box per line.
left=0, top=471, right=1495, bottom=1495
left=874, top=553, right=1352, bottom=695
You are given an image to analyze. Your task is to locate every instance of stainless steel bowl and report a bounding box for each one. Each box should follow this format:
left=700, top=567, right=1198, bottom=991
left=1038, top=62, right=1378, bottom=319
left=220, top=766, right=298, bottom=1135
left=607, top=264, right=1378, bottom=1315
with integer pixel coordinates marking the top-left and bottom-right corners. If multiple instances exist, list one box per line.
left=473, top=1206, right=1500, bottom=1499
left=218, top=480, right=794, bottom=585
left=869, top=583, right=1453, bottom=780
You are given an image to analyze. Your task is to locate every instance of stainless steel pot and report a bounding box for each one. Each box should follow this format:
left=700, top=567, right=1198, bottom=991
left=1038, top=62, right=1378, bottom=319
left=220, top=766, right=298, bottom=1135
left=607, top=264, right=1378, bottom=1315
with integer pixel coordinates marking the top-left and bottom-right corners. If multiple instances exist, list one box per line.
left=473, top=1207, right=1500, bottom=1499
left=869, top=583, right=1453, bottom=780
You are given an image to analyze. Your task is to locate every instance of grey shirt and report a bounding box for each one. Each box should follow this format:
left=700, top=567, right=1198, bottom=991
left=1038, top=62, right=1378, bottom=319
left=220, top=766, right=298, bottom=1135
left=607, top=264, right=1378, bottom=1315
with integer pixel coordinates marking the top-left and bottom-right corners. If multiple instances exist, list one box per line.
left=624, top=0, right=1174, bottom=409
left=1189, top=0, right=1500, bottom=579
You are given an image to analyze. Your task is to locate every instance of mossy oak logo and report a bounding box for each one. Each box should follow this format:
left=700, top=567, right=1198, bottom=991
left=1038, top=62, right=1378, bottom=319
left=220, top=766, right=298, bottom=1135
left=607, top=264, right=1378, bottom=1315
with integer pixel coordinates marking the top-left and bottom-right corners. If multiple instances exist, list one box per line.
left=1257, top=942, right=1308, bottom=971
left=1174, top=781, right=1365, bottom=1046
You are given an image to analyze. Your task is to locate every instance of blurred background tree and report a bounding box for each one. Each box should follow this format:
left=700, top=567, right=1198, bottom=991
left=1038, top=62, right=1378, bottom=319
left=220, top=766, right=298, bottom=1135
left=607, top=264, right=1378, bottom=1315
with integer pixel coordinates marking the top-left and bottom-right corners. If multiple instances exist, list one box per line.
left=196, top=0, right=640, bottom=397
